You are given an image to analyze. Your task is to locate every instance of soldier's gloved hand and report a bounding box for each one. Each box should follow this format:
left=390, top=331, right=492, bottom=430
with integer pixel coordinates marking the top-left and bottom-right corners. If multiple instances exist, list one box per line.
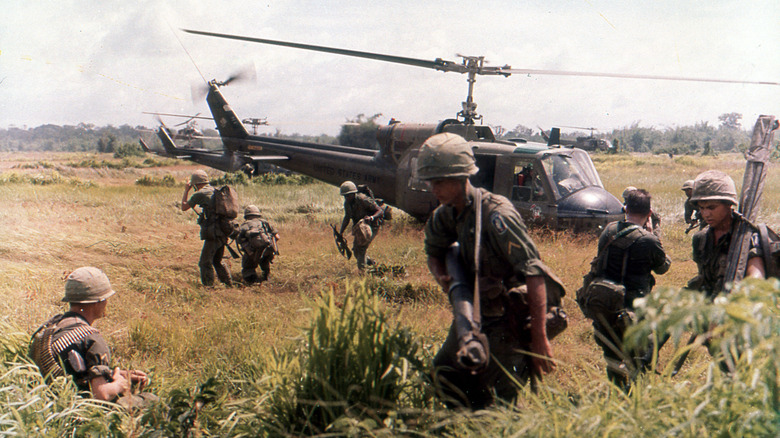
left=456, top=332, right=489, bottom=374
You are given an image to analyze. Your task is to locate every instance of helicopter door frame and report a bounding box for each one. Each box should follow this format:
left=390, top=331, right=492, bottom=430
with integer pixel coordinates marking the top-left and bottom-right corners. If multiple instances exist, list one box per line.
left=495, top=155, right=557, bottom=224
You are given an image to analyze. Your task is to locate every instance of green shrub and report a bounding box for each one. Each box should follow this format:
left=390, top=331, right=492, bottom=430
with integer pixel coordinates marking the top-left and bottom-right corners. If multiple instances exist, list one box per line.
left=135, top=174, right=177, bottom=187
left=113, top=142, right=145, bottom=159
left=284, top=282, right=424, bottom=435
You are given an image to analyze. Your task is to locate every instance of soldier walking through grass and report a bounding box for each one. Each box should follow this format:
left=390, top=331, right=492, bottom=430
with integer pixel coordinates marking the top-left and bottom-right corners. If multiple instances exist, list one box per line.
left=338, top=180, right=383, bottom=271
left=688, top=170, right=765, bottom=296
left=181, top=170, right=233, bottom=287
left=419, top=132, right=566, bottom=409
left=236, top=205, right=280, bottom=284
left=579, top=189, right=671, bottom=389
left=29, top=267, right=157, bottom=409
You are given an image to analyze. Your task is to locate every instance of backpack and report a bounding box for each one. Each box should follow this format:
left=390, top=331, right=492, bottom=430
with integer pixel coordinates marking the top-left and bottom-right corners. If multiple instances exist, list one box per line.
left=212, top=185, right=239, bottom=219
left=357, top=184, right=393, bottom=222
left=241, top=221, right=274, bottom=253
left=206, top=186, right=240, bottom=240
left=576, top=224, right=643, bottom=323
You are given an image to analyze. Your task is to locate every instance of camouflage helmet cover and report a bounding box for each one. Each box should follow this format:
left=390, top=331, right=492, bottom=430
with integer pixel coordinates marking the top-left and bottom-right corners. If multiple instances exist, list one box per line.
left=690, top=170, right=738, bottom=205
left=416, top=133, right=478, bottom=181
left=622, top=186, right=638, bottom=200
left=190, top=170, right=209, bottom=185
left=681, top=180, right=695, bottom=191
left=62, top=267, right=116, bottom=303
left=244, top=204, right=262, bottom=219
left=340, top=181, right=358, bottom=196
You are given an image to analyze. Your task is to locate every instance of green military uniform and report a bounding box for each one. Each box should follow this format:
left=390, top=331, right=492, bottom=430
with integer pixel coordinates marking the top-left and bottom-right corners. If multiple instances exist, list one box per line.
left=342, top=192, right=382, bottom=270
left=188, top=185, right=232, bottom=286
left=30, top=312, right=112, bottom=392
left=690, top=213, right=762, bottom=298
left=425, top=184, right=561, bottom=409
left=236, top=216, right=278, bottom=284
left=587, top=220, right=670, bottom=386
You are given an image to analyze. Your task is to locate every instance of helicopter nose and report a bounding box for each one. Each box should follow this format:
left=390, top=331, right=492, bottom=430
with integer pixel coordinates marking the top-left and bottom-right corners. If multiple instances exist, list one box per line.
left=557, top=186, right=624, bottom=218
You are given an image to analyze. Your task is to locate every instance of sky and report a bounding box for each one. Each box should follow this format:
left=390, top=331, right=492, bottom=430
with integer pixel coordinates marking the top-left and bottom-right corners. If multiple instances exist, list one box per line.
left=1, top=0, right=778, bottom=136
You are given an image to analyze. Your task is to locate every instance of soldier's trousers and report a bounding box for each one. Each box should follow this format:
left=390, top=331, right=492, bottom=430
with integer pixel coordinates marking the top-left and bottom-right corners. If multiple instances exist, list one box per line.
left=352, top=219, right=377, bottom=270
left=241, top=247, right=273, bottom=284
left=593, top=316, right=652, bottom=389
left=199, top=238, right=232, bottom=287
left=432, top=315, right=531, bottom=410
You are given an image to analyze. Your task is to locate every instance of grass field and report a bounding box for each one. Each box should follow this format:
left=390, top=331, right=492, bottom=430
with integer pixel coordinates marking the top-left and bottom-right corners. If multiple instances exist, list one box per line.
left=0, top=151, right=778, bottom=436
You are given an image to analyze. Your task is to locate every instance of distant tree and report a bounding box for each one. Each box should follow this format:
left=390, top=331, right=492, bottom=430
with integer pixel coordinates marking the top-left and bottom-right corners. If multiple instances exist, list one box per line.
left=718, top=112, right=742, bottom=130
left=338, top=113, right=381, bottom=149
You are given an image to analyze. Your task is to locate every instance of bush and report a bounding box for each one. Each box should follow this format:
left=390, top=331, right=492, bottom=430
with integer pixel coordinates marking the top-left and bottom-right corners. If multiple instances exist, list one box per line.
left=113, top=142, right=145, bottom=159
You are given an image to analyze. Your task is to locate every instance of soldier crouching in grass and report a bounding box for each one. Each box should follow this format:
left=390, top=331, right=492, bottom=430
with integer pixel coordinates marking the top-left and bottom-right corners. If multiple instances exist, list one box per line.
left=419, top=133, right=566, bottom=410
left=29, top=267, right=157, bottom=409
left=236, top=205, right=280, bottom=285
left=181, top=170, right=233, bottom=287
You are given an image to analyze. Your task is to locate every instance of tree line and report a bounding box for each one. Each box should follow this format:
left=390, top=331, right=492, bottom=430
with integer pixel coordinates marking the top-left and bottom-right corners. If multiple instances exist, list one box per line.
left=0, top=112, right=759, bottom=155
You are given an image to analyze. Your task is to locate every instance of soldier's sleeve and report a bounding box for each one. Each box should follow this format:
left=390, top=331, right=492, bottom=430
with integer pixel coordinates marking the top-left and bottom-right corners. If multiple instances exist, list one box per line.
left=485, top=205, right=545, bottom=277
left=648, top=235, right=671, bottom=275
left=747, top=230, right=763, bottom=259
left=424, top=207, right=457, bottom=260
left=187, top=190, right=208, bottom=209
left=82, top=332, right=113, bottom=382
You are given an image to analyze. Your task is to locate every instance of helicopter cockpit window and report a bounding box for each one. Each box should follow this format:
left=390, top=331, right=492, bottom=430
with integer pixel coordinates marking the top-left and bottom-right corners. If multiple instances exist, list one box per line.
left=408, top=157, right=430, bottom=192
left=540, top=152, right=601, bottom=199
left=512, top=161, right=546, bottom=202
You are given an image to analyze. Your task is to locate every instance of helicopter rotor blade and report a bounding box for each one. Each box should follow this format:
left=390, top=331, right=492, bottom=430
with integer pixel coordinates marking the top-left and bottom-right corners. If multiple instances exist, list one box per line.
left=182, top=29, right=471, bottom=74
left=144, top=112, right=212, bottom=120
left=501, top=67, right=780, bottom=86
left=182, top=29, right=780, bottom=86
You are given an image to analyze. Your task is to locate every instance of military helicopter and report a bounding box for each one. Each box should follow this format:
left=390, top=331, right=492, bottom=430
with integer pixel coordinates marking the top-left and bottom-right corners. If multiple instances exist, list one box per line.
left=179, top=29, right=778, bottom=229
left=540, top=126, right=614, bottom=152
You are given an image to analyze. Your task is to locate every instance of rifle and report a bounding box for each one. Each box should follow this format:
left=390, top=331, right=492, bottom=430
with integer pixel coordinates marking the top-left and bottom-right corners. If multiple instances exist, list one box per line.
left=270, top=235, right=280, bottom=256
left=446, top=243, right=488, bottom=373
left=723, top=115, right=778, bottom=290
left=330, top=224, right=352, bottom=260
left=684, top=221, right=699, bottom=234
left=225, top=240, right=240, bottom=259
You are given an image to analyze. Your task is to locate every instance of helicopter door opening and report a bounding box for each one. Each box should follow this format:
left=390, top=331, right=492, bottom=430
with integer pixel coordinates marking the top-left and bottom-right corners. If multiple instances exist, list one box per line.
left=510, top=159, right=547, bottom=203
left=471, top=155, right=496, bottom=191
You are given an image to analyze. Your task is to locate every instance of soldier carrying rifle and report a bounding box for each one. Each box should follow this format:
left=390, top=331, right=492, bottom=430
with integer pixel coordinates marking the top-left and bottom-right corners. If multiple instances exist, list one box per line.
left=418, top=133, right=566, bottom=410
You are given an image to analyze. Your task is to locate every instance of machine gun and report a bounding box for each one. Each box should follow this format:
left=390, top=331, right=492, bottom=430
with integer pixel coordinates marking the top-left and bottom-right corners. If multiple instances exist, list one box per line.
left=445, top=243, right=489, bottom=373
left=330, top=224, right=352, bottom=260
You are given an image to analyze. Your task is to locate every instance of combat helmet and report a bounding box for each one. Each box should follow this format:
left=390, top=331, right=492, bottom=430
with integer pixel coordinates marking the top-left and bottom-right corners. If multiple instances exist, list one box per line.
left=416, top=133, right=478, bottom=181
left=190, top=170, right=209, bottom=185
left=690, top=170, right=738, bottom=206
left=681, top=180, right=694, bottom=191
left=340, top=181, right=358, bottom=196
left=62, top=267, right=116, bottom=303
left=244, top=204, right=262, bottom=219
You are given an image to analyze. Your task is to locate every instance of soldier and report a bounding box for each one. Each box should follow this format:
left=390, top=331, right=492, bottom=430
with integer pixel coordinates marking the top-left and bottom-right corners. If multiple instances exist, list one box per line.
left=583, top=189, right=671, bottom=388
left=338, top=181, right=383, bottom=270
left=29, top=267, right=156, bottom=408
left=419, top=132, right=564, bottom=409
left=688, top=170, right=765, bottom=297
left=682, top=179, right=703, bottom=231
left=181, top=170, right=233, bottom=287
left=622, top=186, right=660, bottom=235
left=236, top=205, right=280, bottom=284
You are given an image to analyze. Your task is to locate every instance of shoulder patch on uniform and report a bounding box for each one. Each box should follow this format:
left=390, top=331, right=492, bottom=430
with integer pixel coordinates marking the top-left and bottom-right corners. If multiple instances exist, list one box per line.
left=491, top=212, right=508, bottom=234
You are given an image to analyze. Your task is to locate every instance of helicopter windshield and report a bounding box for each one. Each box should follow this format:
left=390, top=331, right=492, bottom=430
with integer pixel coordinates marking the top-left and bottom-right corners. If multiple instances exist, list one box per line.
left=539, top=150, right=603, bottom=199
